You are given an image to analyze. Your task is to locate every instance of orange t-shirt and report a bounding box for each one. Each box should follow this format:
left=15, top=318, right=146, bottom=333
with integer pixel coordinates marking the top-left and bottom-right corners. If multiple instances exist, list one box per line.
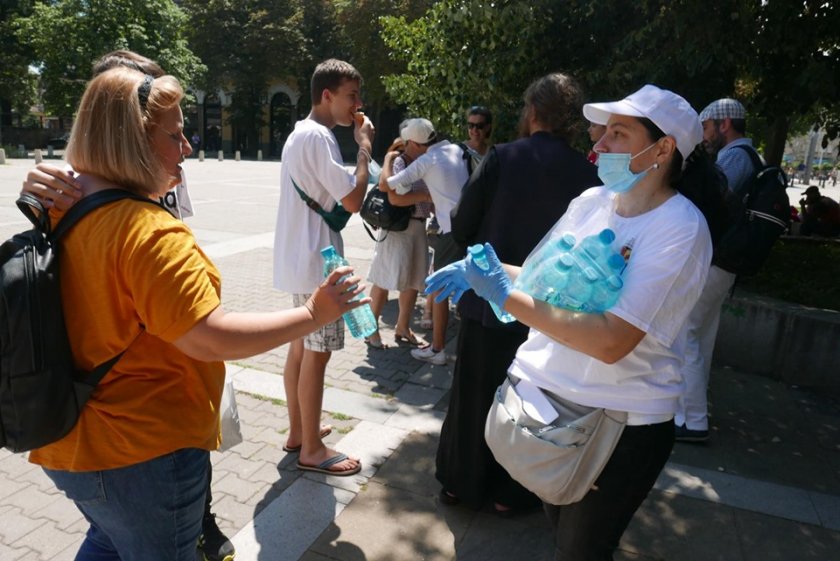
left=29, top=199, right=224, bottom=471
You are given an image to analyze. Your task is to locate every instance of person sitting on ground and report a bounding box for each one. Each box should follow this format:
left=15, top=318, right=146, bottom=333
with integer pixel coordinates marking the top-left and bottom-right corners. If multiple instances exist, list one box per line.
left=800, top=185, right=840, bottom=237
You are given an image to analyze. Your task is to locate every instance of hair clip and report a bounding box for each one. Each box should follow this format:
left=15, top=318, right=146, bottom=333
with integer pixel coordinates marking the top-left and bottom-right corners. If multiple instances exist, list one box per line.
left=138, top=74, right=154, bottom=110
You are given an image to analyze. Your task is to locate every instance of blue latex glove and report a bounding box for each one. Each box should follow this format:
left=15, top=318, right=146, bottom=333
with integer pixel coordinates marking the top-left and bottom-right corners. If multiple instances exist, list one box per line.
left=465, top=243, right=513, bottom=308
left=424, top=259, right=468, bottom=303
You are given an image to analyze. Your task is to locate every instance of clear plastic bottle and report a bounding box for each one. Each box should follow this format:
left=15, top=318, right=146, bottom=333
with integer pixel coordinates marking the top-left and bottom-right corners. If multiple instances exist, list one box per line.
left=516, top=233, right=576, bottom=291
left=368, top=159, right=382, bottom=185
left=555, top=263, right=599, bottom=310
left=468, top=245, right=516, bottom=324
left=527, top=253, right=575, bottom=305
left=586, top=254, right=625, bottom=312
left=320, top=246, right=378, bottom=338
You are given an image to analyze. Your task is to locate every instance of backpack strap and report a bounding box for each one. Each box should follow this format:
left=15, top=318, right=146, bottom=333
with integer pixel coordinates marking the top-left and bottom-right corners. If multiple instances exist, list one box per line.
left=291, top=177, right=328, bottom=216
left=16, top=193, right=51, bottom=234
left=74, top=328, right=145, bottom=409
left=732, top=144, right=764, bottom=173
left=53, top=189, right=156, bottom=241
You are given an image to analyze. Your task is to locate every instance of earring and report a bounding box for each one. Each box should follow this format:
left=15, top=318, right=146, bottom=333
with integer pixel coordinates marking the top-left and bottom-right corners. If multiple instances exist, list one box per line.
left=652, top=163, right=660, bottom=170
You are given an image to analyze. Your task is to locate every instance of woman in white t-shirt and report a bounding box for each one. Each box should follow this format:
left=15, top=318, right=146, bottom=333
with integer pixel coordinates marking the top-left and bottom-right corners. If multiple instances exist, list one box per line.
left=427, top=85, right=728, bottom=560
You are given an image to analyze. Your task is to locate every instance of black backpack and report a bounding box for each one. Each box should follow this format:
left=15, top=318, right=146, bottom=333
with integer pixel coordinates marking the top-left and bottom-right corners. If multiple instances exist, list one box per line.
left=0, top=190, right=150, bottom=452
left=713, top=145, right=790, bottom=276
left=360, top=186, right=412, bottom=241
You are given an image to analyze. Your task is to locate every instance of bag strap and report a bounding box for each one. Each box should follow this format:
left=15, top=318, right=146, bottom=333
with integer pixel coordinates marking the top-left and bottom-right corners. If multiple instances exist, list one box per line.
left=291, top=177, right=328, bottom=216
left=362, top=221, right=388, bottom=242
left=16, top=193, right=51, bottom=234
left=74, top=329, right=145, bottom=408
left=53, top=189, right=156, bottom=241
left=732, top=144, right=764, bottom=174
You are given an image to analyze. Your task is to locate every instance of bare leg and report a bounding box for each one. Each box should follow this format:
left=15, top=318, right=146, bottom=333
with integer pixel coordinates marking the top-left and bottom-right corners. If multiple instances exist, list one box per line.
left=395, top=289, right=419, bottom=339
left=297, top=348, right=359, bottom=471
left=283, top=338, right=304, bottom=448
left=369, top=285, right=388, bottom=324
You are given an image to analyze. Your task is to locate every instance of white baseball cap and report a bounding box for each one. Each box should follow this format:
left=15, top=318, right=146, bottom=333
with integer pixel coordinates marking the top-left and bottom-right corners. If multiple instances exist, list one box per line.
left=583, top=84, right=702, bottom=161
left=400, top=118, right=436, bottom=144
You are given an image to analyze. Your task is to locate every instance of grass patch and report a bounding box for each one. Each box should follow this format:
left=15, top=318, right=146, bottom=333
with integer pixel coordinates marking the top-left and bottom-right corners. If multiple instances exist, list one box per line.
left=277, top=427, right=289, bottom=434
left=336, top=427, right=352, bottom=435
left=738, top=238, right=840, bottom=311
left=330, top=412, right=352, bottom=421
left=252, top=394, right=287, bottom=407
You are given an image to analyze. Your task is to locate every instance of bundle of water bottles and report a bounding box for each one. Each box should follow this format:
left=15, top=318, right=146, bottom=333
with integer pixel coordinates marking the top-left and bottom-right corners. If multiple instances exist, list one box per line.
left=516, top=228, right=625, bottom=313
left=481, top=228, right=626, bottom=324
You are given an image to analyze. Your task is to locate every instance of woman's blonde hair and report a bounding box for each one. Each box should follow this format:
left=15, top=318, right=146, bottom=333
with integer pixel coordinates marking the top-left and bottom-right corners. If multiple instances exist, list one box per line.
left=65, top=67, right=184, bottom=195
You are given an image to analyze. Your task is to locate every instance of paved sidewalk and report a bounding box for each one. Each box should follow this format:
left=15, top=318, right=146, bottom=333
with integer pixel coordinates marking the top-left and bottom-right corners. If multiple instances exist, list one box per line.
left=1, top=159, right=839, bottom=560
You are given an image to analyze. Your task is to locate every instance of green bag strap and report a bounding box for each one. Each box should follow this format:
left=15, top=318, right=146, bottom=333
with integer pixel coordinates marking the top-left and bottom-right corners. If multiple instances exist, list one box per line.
left=291, top=177, right=328, bottom=217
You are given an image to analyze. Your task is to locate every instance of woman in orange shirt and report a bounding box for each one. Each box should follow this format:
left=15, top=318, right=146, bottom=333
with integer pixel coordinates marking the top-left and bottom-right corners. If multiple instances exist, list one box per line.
left=29, top=67, right=365, bottom=561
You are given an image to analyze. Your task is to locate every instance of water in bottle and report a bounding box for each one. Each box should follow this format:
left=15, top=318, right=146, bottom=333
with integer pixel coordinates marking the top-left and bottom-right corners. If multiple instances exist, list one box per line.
left=527, top=253, right=575, bottom=305
left=368, top=159, right=382, bottom=185
left=320, top=246, right=378, bottom=338
left=516, top=233, right=576, bottom=290
left=586, top=253, right=625, bottom=312
left=468, top=245, right=516, bottom=324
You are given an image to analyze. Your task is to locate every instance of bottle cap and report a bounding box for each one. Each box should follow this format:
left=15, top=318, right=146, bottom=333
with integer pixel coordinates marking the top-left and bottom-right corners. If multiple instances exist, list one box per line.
left=320, top=245, right=337, bottom=258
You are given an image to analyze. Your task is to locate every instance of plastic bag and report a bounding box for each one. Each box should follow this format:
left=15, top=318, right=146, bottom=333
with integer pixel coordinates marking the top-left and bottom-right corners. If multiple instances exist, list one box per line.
left=218, top=376, right=242, bottom=452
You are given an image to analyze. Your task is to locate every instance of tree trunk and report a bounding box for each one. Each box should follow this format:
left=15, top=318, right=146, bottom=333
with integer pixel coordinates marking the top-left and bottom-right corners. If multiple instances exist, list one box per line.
left=763, top=115, right=789, bottom=167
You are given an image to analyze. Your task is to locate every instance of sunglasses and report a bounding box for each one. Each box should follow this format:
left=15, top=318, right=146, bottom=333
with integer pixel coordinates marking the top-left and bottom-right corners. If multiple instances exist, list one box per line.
left=467, top=122, right=487, bottom=130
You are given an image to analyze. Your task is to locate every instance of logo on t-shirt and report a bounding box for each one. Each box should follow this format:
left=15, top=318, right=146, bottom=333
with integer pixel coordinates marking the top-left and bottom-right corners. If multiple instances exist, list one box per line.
left=620, top=239, right=635, bottom=267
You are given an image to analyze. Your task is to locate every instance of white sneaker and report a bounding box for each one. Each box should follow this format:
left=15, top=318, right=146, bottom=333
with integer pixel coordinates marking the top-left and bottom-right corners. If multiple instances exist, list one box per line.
left=411, top=345, right=447, bottom=365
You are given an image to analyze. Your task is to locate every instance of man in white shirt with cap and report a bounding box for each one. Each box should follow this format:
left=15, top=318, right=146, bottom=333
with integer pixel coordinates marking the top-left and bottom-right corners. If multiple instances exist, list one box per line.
left=380, top=118, right=469, bottom=365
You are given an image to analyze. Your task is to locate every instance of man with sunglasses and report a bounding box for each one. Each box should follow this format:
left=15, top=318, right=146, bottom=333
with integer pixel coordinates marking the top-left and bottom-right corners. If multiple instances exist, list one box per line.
left=463, top=106, right=493, bottom=172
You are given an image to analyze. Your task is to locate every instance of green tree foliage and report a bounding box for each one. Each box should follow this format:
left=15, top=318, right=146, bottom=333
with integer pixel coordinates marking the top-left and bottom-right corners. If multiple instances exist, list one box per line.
left=16, top=0, right=203, bottom=118
left=182, top=0, right=307, bottom=156
left=0, top=0, right=38, bottom=139
left=381, top=0, right=554, bottom=140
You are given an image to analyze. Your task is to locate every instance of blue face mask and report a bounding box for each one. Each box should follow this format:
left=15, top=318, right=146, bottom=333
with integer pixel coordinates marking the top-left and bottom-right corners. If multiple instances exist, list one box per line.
left=597, top=143, right=658, bottom=193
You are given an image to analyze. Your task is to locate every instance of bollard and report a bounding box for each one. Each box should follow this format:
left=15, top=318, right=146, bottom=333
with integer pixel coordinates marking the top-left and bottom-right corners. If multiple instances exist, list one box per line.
left=18, top=144, right=26, bottom=158
left=34, top=149, right=43, bottom=163
left=47, top=146, right=54, bottom=158
left=235, top=150, right=241, bottom=161
left=198, top=150, right=204, bottom=162
left=218, top=150, right=223, bottom=162
left=257, top=149, right=262, bottom=161
left=0, top=148, right=5, bottom=165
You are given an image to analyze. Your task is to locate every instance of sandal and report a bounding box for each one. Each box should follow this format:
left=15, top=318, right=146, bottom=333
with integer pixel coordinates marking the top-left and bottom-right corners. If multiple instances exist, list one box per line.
left=364, top=332, right=387, bottom=349
left=394, top=330, right=421, bottom=346
left=282, top=425, right=334, bottom=453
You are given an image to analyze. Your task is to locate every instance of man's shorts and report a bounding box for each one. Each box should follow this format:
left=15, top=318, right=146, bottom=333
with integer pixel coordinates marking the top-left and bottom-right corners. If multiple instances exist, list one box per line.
left=431, top=232, right=465, bottom=270
left=292, top=293, right=345, bottom=352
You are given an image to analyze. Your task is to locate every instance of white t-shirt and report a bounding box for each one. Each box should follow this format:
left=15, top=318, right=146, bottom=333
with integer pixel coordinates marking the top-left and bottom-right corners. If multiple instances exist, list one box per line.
left=509, top=187, right=713, bottom=425
left=386, top=140, right=468, bottom=234
left=273, top=119, right=356, bottom=293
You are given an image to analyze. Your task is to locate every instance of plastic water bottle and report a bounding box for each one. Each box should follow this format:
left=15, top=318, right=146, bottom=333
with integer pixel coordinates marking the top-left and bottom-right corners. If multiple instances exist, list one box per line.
left=586, top=254, right=625, bottom=312
left=320, top=246, right=378, bottom=338
left=368, top=159, right=382, bottom=185
left=555, top=263, right=599, bottom=310
left=516, top=233, right=576, bottom=290
left=527, top=253, right=575, bottom=304
left=468, top=245, right=516, bottom=324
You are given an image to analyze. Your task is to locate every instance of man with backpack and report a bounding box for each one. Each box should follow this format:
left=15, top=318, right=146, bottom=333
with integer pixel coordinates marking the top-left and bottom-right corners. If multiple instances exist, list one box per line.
left=674, top=98, right=757, bottom=442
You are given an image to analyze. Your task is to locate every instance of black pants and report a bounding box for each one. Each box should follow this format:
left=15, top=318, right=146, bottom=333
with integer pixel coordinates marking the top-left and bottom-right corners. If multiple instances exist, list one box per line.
left=543, top=420, right=674, bottom=561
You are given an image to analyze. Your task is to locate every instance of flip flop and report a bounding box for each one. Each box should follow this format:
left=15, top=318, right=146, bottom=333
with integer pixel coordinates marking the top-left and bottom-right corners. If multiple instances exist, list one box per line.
left=364, top=332, right=387, bottom=349
left=297, top=453, right=361, bottom=477
left=395, top=331, right=422, bottom=346
left=282, top=425, right=333, bottom=453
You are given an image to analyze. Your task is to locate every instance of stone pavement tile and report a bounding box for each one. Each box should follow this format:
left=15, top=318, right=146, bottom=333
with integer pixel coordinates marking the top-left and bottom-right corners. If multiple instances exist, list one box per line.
left=213, top=471, right=267, bottom=504
left=621, top=490, right=742, bottom=561
left=0, top=543, right=31, bottom=561
left=4, top=485, right=61, bottom=517
left=232, top=478, right=353, bottom=561
left=384, top=403, right=445, bottom=435
left=408, top=362, right=453, bottom=390
left=452, top=510, right=553, bottom=561
left=11, top=520, right=79, bottom=559
left=369, top=431, right=440, bottom=498
left=309, top=480, right=466, bottom=561
left=322, top=386, right=399, bottom=424
left=655, top=463, right=826, bottom=527
left=0, top=506, right=47, bottom=545
left=15, top=465, right=60, bottom=494
left=673, top=367, right=840, bottom=496
left=735, top=508, right=840, bottom=561
left=811, top=491, right=840, bottom=531
left=0, top=476, right=28, bottom=500
left=393, top=382, right=448, bottom=409
left=31, top=496, right=85, bottom=531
